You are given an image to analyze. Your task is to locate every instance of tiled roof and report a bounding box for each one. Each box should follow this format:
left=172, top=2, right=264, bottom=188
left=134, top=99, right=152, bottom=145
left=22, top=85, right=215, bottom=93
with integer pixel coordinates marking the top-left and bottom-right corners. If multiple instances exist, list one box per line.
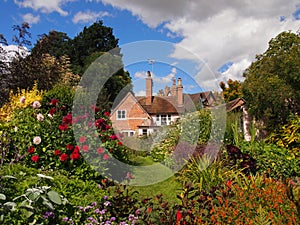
left=137, top=96, right=184, bottom=114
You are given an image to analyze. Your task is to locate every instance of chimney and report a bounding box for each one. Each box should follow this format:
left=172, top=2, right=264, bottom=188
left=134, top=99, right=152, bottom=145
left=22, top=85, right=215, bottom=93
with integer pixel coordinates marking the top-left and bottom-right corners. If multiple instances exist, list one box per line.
left=177, top=78, right=183, bottom=106
left=146, top=71, right=153, bottom=105
left=171, top=78, right=177, bottom=96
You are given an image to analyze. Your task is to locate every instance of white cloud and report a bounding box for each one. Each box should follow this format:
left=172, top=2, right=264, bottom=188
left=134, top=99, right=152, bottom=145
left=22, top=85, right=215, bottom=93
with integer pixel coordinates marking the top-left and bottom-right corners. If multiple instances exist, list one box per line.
left=134, top=90, right=146, bottom=96
left=22, top=13, right=40, bottom=24
left=14, top=0, right=73, bottom=16
left=72, top=10, right=111, bottom=24
left=100, top=0, right=300, bottom=84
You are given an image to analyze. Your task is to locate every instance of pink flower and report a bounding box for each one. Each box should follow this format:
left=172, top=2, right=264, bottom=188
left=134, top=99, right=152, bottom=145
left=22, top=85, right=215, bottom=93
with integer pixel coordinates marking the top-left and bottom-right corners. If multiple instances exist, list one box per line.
left=79, top=136, right=86, bottom=143
left=32, top=101, right=41, bottom=109
left=103, top=154, right=109, bottom=160
left=36, top=113, right=44, bottom=121
left=33, top=136, right=41, bottom=145
left=97, top=147, right=104, bottom=154
left=20, top=96, right=26, bottom=104
left=82, top=145, right=89, bottom=152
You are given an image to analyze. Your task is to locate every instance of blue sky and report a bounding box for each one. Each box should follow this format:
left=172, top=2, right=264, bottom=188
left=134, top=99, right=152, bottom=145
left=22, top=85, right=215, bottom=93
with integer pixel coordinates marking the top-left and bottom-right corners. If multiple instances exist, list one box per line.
left=1, top=0, right=300, bottom=94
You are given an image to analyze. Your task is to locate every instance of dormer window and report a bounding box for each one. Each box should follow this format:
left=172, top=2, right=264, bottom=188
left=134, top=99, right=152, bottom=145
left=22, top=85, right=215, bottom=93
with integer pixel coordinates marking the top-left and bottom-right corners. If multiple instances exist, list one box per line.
left=117, top=110, right=126, bottom=120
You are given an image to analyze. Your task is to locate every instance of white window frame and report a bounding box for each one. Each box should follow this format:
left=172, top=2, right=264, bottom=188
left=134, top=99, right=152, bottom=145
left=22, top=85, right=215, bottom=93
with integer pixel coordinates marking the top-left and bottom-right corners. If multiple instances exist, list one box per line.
left=116, top=110, right=126, bottom=120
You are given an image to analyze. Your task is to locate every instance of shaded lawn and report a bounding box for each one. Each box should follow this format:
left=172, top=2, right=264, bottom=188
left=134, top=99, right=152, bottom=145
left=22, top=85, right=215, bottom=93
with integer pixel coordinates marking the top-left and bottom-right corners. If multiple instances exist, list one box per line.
left=127, top=155, right=182, bottom=203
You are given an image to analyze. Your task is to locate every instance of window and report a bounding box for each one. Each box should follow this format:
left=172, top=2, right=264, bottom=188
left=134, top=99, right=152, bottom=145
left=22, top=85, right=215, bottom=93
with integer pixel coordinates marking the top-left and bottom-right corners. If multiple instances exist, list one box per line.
left=117, top=110, right=126, bottom=120
left=142, top=129, right=147, bottom=136
left=161, top=115, right=167, bottom=125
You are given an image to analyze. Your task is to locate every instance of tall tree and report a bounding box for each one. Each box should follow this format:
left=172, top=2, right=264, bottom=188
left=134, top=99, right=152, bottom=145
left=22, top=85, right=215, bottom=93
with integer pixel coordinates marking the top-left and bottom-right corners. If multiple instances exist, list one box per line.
left=242, top=30, right=300, bottom=131
left=68, top=20, right=119, bottom=75
left=31, top=30, right=71, bottom=58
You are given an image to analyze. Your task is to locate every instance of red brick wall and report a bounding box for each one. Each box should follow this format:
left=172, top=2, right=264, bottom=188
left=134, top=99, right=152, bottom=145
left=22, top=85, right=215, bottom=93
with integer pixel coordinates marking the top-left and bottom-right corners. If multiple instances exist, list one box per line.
left=111, top=94, right=149, bottom=132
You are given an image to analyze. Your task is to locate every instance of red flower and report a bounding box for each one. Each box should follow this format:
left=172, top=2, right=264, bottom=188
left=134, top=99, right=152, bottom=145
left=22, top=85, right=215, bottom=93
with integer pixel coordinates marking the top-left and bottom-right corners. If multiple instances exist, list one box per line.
left=54, top=150, right=61, bottom=156
left=66, top=144, right=74, bottom=151
left=118, top=141, right=123, bottom=146
left=97, top=147, right=104, bottom=154
left=50, top=98, right=59, bottom=106
left=70, top=152, right=80, bottom=160
left=103, top=111, right=110, bottom=117
left=59, top=124, right=68, bottom=131
left=62, top=113, right=72, bottom=125
left=49, top=107, right=56, bottom=115
left=28, top=146, right=35, bottom=154
left=105, top=125, right=111, bottom=130
left=110, top=134, right=118, bottom=140
left=31, top=155, right=40, bottom=163
left=60, top=153, right=68, bottom=162
left=79, top=136, right=86, bottom=143
left=103, top=154, right=109, bottom=160
left=176, top=210, right=182, bottom=224
left=226, top=180, right=232, bottom=189
left=73, top=146, right=80, bottom=153
left=82, top=145, right=89, bottom=152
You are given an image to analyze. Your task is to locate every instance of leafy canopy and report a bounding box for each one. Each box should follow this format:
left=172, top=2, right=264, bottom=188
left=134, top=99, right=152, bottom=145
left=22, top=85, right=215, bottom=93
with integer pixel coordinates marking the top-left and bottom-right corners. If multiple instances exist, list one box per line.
left=242, top=30, right=300, bottom=130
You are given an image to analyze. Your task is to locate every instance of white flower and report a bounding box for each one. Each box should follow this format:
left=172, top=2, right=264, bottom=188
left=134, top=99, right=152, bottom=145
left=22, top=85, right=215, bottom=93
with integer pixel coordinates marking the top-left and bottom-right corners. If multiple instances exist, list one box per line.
left=32, top=101, right=41, bottom=109
left=36, top=113, right=44, bottom=121
left=33, top=136, right=41, bottom=145
left=47, top=113, right=53, bottom=119
left=14, top=126, right=18, bottom=132
left=20, top=96, right=26, bottom=104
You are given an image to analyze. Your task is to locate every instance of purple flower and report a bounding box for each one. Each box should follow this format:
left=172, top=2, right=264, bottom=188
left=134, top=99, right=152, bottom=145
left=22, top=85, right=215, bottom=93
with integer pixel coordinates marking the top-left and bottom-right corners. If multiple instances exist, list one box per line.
left=110, top=217, right=116, bottom=221
left=43, top=211, right=54, bottom=219
left=103, top=195, right=108, bottom=200
left=104, top=201, right=110, bottom=206
left=91, top=202, right=97, bottom=207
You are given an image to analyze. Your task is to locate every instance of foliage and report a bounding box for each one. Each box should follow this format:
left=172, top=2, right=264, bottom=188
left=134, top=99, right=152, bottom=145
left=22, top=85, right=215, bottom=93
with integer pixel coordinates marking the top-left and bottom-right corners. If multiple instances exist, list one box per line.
left=174, top=175, right=298, bottom=224
left=150, top=109, right=212, bottom=163
left=237, top=141, right=300, bottom=179
left=0, top=81, right=44, bottom=122
left=224, top=111, right=242, bottom=144
left=0, top=172, right=70, bottom=224
left=2, top=92, right=130, bottom=181
left=242, top=30, right=300, bottom=131
left=219, top=79, right=243, bottom=102
left=269, top=114, right=300, bottom=156
left=68, top=20, right=119, bottom=75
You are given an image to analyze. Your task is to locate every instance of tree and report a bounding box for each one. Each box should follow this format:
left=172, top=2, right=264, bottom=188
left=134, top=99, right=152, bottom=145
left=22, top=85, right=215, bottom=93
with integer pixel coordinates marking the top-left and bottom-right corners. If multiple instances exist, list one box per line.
left=242, top=30, right=300, bottom=131
left=31, top=30, right=71, bottom=59
left=219, top=79, right=243, bottom=102
left=68, top=20, right=119, bottom=75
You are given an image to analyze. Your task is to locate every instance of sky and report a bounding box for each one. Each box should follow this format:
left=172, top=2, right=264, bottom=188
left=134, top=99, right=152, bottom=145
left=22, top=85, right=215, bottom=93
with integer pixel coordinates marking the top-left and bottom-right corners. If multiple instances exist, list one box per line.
left=1, top=0, right=300, bottom=95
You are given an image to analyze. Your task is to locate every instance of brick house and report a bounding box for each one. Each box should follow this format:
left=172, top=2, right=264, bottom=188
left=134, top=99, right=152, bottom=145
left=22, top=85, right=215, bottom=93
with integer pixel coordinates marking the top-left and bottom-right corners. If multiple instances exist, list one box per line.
left=110, top=71, right=216, bottom=136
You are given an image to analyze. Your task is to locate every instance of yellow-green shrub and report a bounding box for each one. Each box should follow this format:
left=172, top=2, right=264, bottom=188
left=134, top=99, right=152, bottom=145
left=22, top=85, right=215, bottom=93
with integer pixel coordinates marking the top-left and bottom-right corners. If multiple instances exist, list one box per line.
left=0, top=82, right=43, bottom=121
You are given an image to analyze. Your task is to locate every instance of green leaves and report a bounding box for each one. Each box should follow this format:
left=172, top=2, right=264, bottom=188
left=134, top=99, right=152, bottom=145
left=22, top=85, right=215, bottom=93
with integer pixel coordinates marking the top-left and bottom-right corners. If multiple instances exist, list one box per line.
left=242, top=30, right=300, bottom=131
left=47, top=191, right=62, bottom=205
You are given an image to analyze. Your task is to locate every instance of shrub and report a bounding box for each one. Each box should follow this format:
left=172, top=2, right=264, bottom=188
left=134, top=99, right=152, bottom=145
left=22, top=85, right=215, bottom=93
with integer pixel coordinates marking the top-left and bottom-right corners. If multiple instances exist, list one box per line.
left=0, top=82, right=43, bottom=122
left=238, top=142, right=300, bottom=179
